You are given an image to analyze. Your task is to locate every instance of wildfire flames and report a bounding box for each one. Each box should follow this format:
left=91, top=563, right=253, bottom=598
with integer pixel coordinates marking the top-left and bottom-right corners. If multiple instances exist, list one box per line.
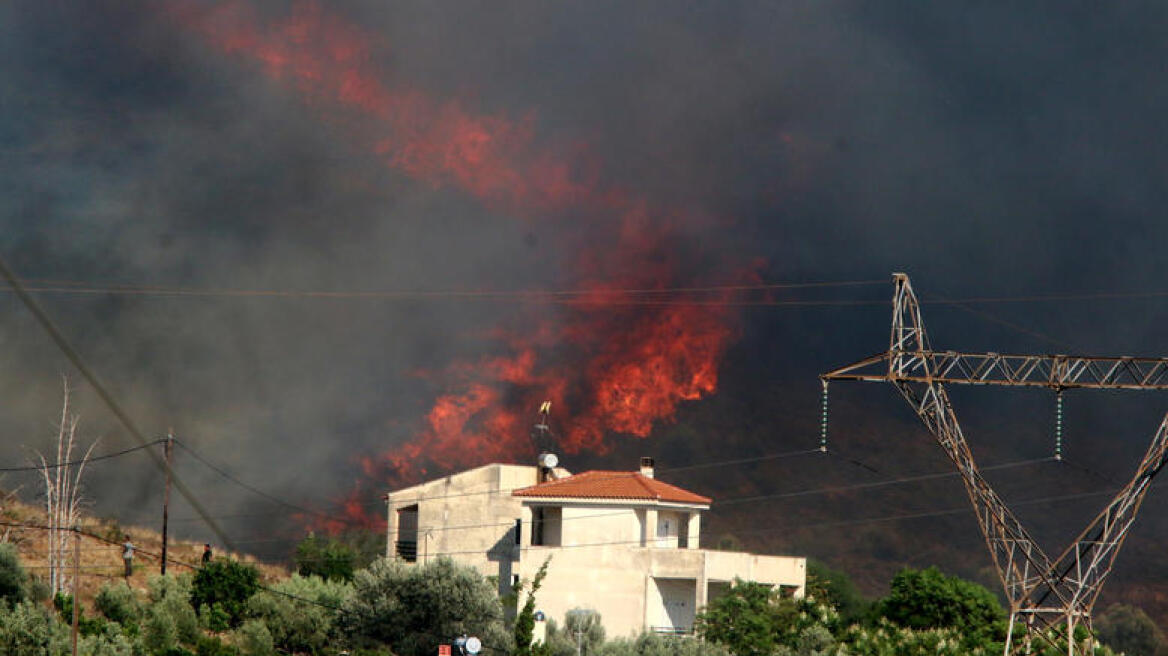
left=178, top=2, right=757, bottom=527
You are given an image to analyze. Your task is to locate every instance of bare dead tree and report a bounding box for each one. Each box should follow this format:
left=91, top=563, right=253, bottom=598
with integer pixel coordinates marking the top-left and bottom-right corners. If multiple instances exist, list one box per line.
left=32, top=378, right=97, bottom=597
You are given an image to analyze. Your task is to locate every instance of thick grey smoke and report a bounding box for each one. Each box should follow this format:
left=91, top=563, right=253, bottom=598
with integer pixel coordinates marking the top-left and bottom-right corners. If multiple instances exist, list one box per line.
left=1, top=1, right=1168, bottom=579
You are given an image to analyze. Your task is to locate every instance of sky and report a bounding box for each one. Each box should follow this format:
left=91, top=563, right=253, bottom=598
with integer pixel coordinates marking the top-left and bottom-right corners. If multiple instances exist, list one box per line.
left=2, top=0, right=1168, bottom=574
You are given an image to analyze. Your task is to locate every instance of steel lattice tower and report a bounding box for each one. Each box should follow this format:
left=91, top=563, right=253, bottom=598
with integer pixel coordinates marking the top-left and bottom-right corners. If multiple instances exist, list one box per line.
left=823, top=273, right=1168, bottom=655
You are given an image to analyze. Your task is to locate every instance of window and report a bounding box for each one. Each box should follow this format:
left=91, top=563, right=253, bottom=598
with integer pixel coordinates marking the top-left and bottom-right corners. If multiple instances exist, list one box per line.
left=395, top=505, right=419, bottom=562
left=531, top=506, right=562, bottom=546
left=657, top=519, right=671, bottom=538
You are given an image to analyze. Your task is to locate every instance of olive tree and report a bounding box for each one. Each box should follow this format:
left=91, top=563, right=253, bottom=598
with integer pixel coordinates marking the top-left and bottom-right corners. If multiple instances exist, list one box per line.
left=340, top=557, right=510, bottom=656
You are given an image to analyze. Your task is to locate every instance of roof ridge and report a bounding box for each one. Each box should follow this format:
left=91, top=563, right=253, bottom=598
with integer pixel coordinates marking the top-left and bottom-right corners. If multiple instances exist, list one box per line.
left=632, top=472, right=661, bottom=499
left=511, top=468, right=711, bottom=504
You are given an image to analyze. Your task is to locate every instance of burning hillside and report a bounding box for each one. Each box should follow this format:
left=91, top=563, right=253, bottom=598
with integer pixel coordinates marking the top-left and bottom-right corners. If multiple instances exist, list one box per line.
left=177, top=1, right=757, bottom=504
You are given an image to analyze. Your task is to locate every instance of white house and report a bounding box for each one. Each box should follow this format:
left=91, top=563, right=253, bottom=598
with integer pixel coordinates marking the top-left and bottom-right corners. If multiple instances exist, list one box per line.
left=385, top=456, right=805, bottom=637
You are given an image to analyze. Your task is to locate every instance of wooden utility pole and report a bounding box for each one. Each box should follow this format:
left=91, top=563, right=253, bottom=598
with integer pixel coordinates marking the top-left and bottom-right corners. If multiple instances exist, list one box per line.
left=71, top=525, right=79, bottom=656
left=161, top=430, right=173, bottom=576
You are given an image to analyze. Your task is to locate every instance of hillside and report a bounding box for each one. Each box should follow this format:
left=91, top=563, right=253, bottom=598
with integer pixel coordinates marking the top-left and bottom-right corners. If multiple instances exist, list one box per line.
left=0, top=495, right=287, bottom=608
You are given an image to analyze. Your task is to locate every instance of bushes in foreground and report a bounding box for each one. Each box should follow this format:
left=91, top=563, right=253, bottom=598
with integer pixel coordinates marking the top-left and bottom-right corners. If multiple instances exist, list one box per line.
left=0, top=541, right=1158, bottom=656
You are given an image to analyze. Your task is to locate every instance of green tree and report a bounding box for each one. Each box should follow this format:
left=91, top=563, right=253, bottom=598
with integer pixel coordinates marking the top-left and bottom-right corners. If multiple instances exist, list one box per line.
left=237, top=619, right=276, bottom=656
left=695, top=579, right=788, bottom=656
left=246, top=573, right=352, bottom=655
left=191, top=559, right=260, bottom=628
left=806, top=560, right=868, bottom=625
left=339, top=557, right=510, bottom=656
left=514, top=558, right=552, bottom=656
left=295, top=534, right=357, bottom=583
left=1095, top=603, right=1167, bottom=656
left=555, top=609, right=605, bottom=656
left=0, top=599, right=72, bottom=655
left=94, top=582, right=142, bottom=625
left=875, top=567, right=1005, bottom=646
left=0, top=543, right=27, bottom=606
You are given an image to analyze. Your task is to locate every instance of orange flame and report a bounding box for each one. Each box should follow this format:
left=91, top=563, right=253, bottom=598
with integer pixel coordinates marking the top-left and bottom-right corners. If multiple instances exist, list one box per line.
left=179, top=1, right=757, bottom=529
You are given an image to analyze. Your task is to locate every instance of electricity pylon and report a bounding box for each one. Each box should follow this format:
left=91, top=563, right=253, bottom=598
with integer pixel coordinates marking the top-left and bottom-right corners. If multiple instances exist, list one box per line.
left=822, top=273, right=1168, bottom=655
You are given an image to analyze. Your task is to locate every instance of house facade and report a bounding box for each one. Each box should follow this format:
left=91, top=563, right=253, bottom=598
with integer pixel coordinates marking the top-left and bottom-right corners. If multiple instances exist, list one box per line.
left=385, top=457, right=805, bottom=637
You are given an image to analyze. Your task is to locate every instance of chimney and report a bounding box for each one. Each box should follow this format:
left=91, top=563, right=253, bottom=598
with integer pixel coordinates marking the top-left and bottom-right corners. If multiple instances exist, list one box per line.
left=639, top=456, right=655, bottom=479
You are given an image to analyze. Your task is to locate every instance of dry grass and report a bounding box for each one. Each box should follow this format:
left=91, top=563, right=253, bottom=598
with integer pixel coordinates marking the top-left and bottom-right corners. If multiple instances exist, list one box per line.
left=2, top=495, right=288, bottom=606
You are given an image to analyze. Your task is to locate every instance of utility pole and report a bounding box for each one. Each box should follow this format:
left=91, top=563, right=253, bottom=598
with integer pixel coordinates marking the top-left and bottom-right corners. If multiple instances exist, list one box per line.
left=161, top=430, right=173, bottom=576
left=71, top=524, right=79, bottom=656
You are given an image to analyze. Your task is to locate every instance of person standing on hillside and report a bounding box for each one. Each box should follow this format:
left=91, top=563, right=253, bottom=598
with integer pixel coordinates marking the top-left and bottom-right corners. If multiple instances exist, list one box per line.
left=121, top=535, right=134, bottom=579
left=202, top=543, right=212, bottom=565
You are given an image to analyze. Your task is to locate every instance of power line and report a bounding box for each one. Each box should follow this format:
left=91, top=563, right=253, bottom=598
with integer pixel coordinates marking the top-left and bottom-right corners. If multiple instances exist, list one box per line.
left=12, top=279, right=1168, bottom=308
left=706, top=456, right=1056, bottom=507
left=192, top=453, right=1055, bottom=547
left=0, top=257, right=234, bottom=551
left=0, top=439, right=165, bottom=472
left=0, top=520, right=344, bottom=613
left=657, top=449, right=823, bottom=474
left=172, top=439, right=366, bottom=528
left=380, top=448, right=829, bottom=507
left=409, top=482, right=1150, bottom=560
left=8, top=278, right=887, bottom=301
left=381, top=453, right=1050, bottom=510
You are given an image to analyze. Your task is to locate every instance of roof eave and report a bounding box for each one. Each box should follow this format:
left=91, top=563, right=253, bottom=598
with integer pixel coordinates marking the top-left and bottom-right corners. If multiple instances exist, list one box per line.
left=516, top=495, right=710, bottom=509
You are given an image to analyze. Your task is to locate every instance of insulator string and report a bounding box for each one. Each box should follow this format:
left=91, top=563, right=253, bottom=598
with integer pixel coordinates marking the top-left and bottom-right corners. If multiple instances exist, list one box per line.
left=1055, top=390, right=1064, bottom=461
left=820, top=380, right=830, bottom=452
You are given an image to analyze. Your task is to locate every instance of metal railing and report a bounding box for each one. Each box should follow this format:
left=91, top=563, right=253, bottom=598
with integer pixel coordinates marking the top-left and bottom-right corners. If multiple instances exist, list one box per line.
left=649, top=626, right=693, bottom=636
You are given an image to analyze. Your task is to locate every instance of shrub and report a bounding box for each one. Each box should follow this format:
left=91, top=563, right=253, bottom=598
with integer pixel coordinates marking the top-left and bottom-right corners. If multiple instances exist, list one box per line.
left=695, top=579, right=789, bottom=656
left=339, top=557, right=510, bottom=656
left=295, top=534, right=356, bottom=582
left=191, top=559, right=259, bottom=628
left=53, top=592, right=107, bottom=637
left=237, top=619, right=276, bottom=656
left=24, top=575, right=49, bottom=604
left=78, top=623, right=136, bottom=656
left=95, top=582, right=141, bottom=625
left=806, top=560, right=869, bottom=625
left=143, top=603, right=181, bottom=654
left=0, top=599, right=71, bottom=655
left=598, top=633, right=732, bottom=656
left=246, top=573, right=351, bottom=655
left=194, top=634, right=240, bottom=656
left=158, top=595, right=199, bottom=645
left=543, top=609, right=606, bottom=656
left=1094, top=604, right=1167, bottom=656
left=0, top=543, right=27, bottom=606
left=199, top=603, right=232, bottom=633
left=148, top=573, right=194, bottom=604
left=876, top=566, right=1006, bottom=646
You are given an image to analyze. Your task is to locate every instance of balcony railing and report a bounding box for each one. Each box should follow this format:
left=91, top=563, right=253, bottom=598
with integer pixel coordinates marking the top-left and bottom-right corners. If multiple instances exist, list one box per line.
left=649, top=626, right=693, bottom=636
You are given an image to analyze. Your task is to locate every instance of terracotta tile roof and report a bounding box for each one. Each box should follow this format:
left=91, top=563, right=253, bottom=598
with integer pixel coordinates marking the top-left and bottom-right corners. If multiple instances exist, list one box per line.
left=512, top=470, right=711, bottom=505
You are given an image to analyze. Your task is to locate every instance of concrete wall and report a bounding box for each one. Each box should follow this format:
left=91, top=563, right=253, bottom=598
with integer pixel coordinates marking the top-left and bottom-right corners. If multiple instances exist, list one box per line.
left=560, top=505, right=640, bottom=547
left=517, top=546, right=807, bottom=638
left=386, top=464, right=538, bottom=594
left=518, top=545, right=655, bottom=638
left=704, top=550, right=807, bottom=597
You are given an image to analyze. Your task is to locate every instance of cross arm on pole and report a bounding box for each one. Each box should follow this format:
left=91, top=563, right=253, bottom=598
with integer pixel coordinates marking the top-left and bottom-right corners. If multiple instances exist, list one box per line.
left=824, top=351, right=1168, bottom=391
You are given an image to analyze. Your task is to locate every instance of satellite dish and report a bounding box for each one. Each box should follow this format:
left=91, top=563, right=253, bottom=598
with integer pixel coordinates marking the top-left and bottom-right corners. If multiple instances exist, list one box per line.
left=539, top=452, right=559, bottom=469
left=465, top=637, right=482, bottom=655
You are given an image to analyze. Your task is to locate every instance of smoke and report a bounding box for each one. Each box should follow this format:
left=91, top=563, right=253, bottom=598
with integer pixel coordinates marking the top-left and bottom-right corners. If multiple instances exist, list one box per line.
left=2, top=0, right=1168, bottom=572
